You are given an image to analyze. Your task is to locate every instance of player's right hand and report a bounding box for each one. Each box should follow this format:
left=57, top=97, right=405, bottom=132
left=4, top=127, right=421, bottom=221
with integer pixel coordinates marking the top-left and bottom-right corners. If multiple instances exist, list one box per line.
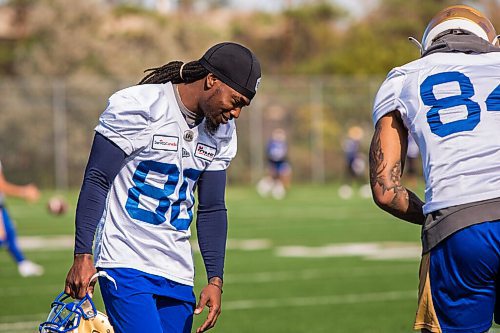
left=65, top=254, right=97, bottom=299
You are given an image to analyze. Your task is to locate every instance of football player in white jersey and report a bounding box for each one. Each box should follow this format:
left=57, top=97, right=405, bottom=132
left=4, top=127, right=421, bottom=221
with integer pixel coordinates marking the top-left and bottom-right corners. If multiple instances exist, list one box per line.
left=369, top=5, right=500, bottom=333
left=64, top=42, right=261, bottom=333
left=0, top=160, right=43, bottom=277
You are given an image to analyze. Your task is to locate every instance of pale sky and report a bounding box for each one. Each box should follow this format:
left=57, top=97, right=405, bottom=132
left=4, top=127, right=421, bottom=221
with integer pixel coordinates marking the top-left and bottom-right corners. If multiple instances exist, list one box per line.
left=227, top=0, right=378, bottom=17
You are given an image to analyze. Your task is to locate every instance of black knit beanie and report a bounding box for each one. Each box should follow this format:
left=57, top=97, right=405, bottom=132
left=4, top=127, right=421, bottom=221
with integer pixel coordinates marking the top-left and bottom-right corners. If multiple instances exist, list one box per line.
left=199, top=42, right=262, bottom=100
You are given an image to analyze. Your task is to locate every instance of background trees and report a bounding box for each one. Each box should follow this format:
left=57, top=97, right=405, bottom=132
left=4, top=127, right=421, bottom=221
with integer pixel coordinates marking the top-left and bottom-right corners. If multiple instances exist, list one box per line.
left=0, top=0, right=496, bottom=185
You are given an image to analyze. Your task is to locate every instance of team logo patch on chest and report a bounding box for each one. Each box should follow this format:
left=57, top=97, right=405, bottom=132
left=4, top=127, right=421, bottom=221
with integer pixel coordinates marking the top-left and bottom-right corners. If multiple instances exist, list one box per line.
left=152, top=135, right=179, bottom=151
left=195, top=143, right=217, bottom=162
left=184, top=130, right=195, bottom=142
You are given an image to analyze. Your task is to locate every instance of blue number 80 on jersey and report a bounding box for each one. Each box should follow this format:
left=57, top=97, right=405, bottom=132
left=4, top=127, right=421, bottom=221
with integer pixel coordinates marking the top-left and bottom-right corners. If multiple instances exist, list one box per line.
left=420, top=71, right=500, bottom=137
left=125, top=161, right=201, bottom=230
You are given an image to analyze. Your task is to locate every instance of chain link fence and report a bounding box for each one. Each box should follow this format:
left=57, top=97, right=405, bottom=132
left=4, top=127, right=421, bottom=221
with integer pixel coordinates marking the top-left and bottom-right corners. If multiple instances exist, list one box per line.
left=0, top=75, right=385, bottom=188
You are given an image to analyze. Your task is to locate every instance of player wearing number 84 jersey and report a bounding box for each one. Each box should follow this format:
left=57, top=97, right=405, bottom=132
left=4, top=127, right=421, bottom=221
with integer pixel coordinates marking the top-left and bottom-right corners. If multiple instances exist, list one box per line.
left=370, top=5, right=500, bottom=333
left=64, top=42, right=261, bottom=333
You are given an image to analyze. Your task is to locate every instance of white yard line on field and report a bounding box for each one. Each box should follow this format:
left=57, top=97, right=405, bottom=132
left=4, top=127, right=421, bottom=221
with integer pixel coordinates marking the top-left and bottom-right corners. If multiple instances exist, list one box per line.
left=17, top=236, right=273, bottom=252
left=17, top=235, right=73, bottom=250
left=18, top=236, right=421, bottom=261
left=276, top=242, right=421, bottom=260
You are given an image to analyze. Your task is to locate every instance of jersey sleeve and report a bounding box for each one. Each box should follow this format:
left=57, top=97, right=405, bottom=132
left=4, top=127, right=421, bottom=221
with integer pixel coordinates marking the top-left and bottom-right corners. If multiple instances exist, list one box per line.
left=95, top=89, right=151, bottom=155
left=372, top=68, right=407, bottom=126
left=206, top=122, right=237, bottom=171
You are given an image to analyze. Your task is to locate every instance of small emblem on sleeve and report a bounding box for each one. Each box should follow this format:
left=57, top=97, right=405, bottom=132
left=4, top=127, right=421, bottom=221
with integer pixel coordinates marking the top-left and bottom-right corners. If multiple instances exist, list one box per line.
left=184, top=130, right=195, bottom=142
left=195, top=143, right=216, bottom=162
left=152, top=135, right=179, bottom=151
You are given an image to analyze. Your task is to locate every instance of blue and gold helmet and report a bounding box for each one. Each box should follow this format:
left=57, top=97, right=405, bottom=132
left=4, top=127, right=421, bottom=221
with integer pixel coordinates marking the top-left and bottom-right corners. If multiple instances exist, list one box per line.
left=422, top=5, right=499, bottom=51
left=39, top=292, right=113, bottom=333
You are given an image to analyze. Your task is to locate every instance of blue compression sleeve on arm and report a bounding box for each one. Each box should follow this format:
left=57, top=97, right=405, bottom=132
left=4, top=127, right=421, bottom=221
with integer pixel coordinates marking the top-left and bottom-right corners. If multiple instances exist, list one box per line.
left=74, top=132, right=127, bottom=254
left=196, top=170, right=228, bottom=281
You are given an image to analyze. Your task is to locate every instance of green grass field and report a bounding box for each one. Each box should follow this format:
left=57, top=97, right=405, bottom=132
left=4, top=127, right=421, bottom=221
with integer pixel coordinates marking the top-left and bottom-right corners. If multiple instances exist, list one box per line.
left=0, top=184, right=498, bottom=333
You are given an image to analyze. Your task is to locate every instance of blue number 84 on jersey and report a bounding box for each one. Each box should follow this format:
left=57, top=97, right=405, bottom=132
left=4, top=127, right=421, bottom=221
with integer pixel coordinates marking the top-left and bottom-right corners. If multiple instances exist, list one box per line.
left=420, top=71, right=500, bottom=137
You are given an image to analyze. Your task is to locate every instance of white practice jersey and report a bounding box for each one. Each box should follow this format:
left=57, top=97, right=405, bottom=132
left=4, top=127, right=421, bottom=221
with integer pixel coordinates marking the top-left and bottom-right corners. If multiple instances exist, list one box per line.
left=94, top=82, right=237, bottom=286
left=373, top=52, right=500, bottom=214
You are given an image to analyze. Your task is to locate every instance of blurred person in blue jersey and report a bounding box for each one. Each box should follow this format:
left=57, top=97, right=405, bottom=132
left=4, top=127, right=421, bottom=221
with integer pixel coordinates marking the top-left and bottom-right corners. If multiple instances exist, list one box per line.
left=338, top=125, right=370, bottom=199
left=257, top=128, right=292, bottom=199
left=405, top=134, right=420, bottom=187
left=0, top=160, right=43, bottom=277
left=369, top=5, right=500, bottom=333
left=64, top=42, right=261, bottom=333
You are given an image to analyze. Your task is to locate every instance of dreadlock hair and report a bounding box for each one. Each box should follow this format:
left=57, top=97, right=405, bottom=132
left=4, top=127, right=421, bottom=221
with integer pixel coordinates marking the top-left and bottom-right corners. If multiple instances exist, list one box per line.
left=138, top=60, right=209, bottom=85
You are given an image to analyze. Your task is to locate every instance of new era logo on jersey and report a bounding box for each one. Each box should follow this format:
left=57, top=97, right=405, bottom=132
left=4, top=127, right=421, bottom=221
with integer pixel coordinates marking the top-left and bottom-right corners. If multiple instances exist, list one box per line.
left=152, top=135, right=179, bottom=151
left=182, top=148, right=190, bottom=158
left=195, top=143, right=216, bottom=162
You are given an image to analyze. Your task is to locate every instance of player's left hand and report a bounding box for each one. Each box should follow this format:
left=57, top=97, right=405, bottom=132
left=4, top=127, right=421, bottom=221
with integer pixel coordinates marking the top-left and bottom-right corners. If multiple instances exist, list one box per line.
left=194, top=277, right=223, bottom=333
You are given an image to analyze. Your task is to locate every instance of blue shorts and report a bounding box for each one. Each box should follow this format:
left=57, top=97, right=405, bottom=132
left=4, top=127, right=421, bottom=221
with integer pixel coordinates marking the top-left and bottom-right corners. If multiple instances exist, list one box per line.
left=98, top=268, right=196, bottom=333
left=269, top=161, right=290, bottom=176
left=414, top=221, right=500, bottom=333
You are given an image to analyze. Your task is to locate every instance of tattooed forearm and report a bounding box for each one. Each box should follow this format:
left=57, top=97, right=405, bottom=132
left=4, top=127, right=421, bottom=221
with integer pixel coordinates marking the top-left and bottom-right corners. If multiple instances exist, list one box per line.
left=369, top=123, right=385, bottom=188
left=369, top=122, right=425, bottom=225
left=369, top=123, right=405, bottom=199
left=388, top=161, right=406, bottom=208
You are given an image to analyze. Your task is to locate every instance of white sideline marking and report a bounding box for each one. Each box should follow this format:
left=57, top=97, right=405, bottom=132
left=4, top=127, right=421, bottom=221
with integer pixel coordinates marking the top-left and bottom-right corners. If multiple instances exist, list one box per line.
left=17, top=236, right=273, bottom=252
left=276, top=242, right=421, bottom=260
left=17, top=236, right=420, bottom=261
left=223, top=290, right=416, bottom=310
left=18, top=235, right=73, bottom=250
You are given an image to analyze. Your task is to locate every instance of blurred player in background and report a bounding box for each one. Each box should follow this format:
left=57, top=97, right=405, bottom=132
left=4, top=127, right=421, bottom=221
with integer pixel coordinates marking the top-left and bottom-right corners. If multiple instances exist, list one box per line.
left=257, top=128, right=291, bottom=199
left=0, top=160, right=43, bottom=277
left=405, top=134, right=420, bottom=188
left=64, top=42, right=261, bottom=333
left=338, top=125, right=370, bottom=199
left=369, top=5, right=500, bottom=333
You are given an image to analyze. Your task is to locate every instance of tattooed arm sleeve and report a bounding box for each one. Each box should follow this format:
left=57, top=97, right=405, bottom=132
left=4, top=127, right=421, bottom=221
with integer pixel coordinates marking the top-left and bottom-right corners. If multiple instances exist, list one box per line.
left=369, top=111, right=425, bottom=225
